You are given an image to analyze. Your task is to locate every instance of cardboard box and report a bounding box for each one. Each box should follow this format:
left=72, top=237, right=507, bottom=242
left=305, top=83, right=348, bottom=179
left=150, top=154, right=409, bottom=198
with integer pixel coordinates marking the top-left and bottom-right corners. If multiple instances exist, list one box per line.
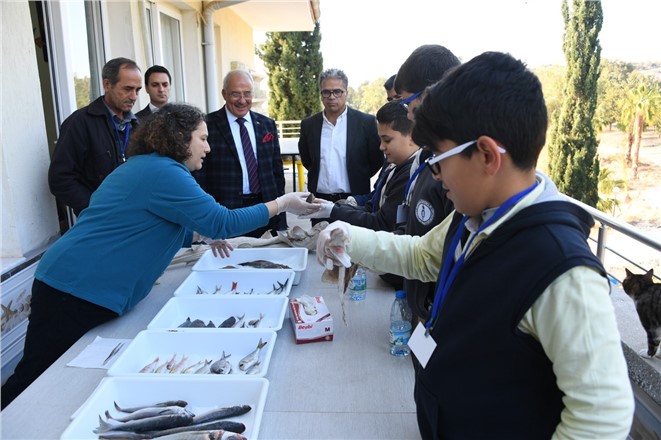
left=289, top=296, right=333, bottom=344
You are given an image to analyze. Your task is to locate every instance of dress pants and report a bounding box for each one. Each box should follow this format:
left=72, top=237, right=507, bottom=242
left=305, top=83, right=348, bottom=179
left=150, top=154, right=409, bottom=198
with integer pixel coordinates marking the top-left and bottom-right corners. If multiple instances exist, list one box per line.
left=1, top=279, right=118, bottom=409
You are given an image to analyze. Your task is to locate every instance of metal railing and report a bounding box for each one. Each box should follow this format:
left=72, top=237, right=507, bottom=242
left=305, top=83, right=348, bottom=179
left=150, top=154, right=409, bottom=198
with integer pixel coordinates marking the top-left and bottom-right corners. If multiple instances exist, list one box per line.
left=569, top=198, right=661, bottom=284
left=276, top=120, right=301, bottom=139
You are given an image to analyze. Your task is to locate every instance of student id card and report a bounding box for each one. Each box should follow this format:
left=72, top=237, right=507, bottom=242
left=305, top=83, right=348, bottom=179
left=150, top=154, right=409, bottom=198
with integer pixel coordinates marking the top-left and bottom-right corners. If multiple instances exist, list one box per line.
left=409, top=322, right=437, bottom=368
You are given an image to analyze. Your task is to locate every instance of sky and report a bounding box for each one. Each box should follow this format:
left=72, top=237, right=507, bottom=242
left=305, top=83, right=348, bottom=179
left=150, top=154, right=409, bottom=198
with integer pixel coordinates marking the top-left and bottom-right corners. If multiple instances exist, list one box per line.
left=317, top=0, right=661, bottom=85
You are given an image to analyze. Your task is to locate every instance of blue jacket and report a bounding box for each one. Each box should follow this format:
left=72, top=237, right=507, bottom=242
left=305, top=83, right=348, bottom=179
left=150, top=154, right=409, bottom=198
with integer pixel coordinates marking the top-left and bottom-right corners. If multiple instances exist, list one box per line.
left=37, top=153, right=269, bottom=315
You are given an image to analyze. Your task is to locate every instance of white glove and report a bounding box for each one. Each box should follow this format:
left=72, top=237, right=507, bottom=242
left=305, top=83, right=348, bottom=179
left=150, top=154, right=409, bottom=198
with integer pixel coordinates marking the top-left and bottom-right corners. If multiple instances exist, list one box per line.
left=209, top=239, right=234, bottom=258
left=337, top=196, right=358, bottom=207
left=316, top=221, right=352, bottom=268
left=275, top=192, right=320, bottom=216
left=298, top=200, right=334, bottom=219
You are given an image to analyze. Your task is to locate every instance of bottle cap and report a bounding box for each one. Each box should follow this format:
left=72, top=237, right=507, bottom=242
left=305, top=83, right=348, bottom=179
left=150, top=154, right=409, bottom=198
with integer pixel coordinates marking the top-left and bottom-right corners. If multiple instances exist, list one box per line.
left=395, top=290, right=406, bottom=299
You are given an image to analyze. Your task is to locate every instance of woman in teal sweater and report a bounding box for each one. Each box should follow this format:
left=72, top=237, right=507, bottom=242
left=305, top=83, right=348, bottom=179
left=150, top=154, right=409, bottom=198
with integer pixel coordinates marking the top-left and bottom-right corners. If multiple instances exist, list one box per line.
left=1, top=104, right=317, bottom=409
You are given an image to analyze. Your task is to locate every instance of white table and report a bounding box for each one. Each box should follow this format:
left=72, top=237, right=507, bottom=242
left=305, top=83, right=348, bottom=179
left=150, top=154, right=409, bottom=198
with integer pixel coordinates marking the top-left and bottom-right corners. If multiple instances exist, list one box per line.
left=0, top=251, right=420, bottom=440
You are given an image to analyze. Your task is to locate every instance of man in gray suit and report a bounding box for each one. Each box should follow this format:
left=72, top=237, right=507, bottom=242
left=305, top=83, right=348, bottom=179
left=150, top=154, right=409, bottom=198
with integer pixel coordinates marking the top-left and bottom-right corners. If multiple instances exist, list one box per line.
left=298, top=68, right=382, bottom=224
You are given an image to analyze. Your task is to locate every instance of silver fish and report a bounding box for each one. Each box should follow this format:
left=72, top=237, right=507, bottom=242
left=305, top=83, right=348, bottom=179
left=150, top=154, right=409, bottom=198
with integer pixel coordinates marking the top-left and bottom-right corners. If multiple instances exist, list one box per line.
left=210, top=351, right=232, bottom=374
left=154, top=431, right=243, bottom=440
left=191, top=404, right=252, bottom=424
left=182, top=359, right=207, bottom=374
left=169, top=355, right=189, bottom=374
left=105, top=405, right=190, bottom=423
left=139, top=357, right=160, bottom=373
left=194, top=359, right=212, bottom=374
left=239, top=338, right=267, bottom=371
left=94, top=411, right=194, bottom=433
left=178, top=317, right=192, bottom=328
left=243, top=360, right=261, bottom=375
left=144, top=421, right=246, bottom=438
left=114, top=400, right=188, bottom=413
left=246, top=313, right=264, bottom=328
left=98, top=431, right=152, bottom=439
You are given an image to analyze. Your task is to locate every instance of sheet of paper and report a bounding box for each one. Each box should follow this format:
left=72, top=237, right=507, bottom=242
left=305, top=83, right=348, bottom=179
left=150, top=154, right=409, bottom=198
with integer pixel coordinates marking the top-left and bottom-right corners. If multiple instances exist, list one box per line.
left=66, top=336, right=131, bottom=369
left=408, top=322, right=437, bottom=369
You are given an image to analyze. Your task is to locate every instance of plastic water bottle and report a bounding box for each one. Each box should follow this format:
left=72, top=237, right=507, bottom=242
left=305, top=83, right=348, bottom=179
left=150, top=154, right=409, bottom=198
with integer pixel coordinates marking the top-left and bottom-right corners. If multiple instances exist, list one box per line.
left=389, top=290, right=412, bottom=357
left=348, top=267, right=367, bottom=301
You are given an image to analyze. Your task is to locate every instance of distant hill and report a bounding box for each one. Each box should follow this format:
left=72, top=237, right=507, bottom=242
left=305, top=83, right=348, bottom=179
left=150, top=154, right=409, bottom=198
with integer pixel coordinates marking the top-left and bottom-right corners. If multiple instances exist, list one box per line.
left=632, top=61, right=661, bottom=80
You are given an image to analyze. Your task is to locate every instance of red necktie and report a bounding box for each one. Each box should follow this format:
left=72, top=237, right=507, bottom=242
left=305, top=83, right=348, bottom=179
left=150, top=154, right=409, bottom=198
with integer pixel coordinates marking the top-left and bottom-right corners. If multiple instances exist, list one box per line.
left=236, top=117, right=260, bottom=194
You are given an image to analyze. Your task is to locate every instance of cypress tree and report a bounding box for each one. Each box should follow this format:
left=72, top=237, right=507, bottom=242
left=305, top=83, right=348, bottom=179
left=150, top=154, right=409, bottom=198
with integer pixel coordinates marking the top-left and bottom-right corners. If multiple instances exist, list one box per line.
left=257, top=23, right=323, bottom=121
left=547, top=0, right=603, bottom=206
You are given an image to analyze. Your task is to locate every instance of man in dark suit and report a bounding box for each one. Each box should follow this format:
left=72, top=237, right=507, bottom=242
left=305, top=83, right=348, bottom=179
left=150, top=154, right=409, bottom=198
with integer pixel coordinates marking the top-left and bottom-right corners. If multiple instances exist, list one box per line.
left=194, top=70, right=286, bottom=238
left=298, top=68, right=383, bottom=223
left=135, top=65, right=171, bottom=120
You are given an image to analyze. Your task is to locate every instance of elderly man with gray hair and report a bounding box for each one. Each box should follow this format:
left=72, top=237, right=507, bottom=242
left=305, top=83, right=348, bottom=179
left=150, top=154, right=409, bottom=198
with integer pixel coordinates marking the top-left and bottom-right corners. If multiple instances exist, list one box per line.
left=298, top=68, right=382, bottom=224
left=194, top=69, right=288, bottom=238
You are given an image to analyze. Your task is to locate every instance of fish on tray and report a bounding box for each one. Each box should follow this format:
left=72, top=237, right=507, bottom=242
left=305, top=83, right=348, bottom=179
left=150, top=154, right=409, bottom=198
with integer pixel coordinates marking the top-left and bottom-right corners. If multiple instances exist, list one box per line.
left=246, top=313, right=264, bottom=328
left=210, top=351, right=233, bottom=374
left=221, top=260, right=291, bottom=269
left=219, top=314, right=245, bottom=328
left=96, top=400, right=251, bottom=439
left=239, top=338, right=267, bottom=371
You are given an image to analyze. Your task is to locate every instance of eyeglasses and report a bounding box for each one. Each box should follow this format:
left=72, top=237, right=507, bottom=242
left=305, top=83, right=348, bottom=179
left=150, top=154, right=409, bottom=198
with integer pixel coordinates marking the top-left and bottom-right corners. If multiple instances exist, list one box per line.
left=229, top=91, right=253, bottom=100
left=427, top=140, right=507, bottom=175
left=399, top=91, right=422, bottom=109
left=320, top=89, right=346, bottom=98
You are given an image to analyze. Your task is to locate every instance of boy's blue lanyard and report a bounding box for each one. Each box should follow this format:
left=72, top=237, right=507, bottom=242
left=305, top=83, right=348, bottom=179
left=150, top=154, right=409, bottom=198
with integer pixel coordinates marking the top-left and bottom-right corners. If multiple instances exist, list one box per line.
left=402, top=160, right=428, bottom=205
left=425, top=181, right=539, bottom=336
left=372, top=166, right=394, bottom=212
left=112, top=118, right=131, bottom=161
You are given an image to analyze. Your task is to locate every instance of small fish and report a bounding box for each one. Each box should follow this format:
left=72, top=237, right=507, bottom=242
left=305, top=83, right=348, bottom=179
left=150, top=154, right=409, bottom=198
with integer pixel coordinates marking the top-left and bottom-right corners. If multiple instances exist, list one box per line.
left=189, top=319, right=206, bottom=328
left=239, top=338, right=267, bottom=371
left=247, top=313, right=264, bottom=328
left=210, top=351, right=232, bottom=374
left=219, top=314, right=244, bottom=328
left=243, top=360, right=261, bottom=375
left=105, top=405, right=191, bottom=423
left=239, top=260, right=290, bottom=269
left=144, top=421, right=246, bottom=437
left=194, top=359, right=212, bottom=374
left=98, top=431, right=152, bottom=439
left=178, top=317, right=192, bottom=328
left=182, top=359, right=207, bottom=374
left=114, top=400, right=188, bottom=413
left=191, top=404, right=252, bottom=424
left=196, top=286, right=206, bottom=295
left=139, top=357, right=160, bottom=373
left=166, top=353, right=178, bottom=371
left=206, top=320, right=216, bottom=328
left=169, top=355, right=189, bottom=374
left=94, top=412, right=194, bottom=433
left=154, top=431, right=243, bottom=440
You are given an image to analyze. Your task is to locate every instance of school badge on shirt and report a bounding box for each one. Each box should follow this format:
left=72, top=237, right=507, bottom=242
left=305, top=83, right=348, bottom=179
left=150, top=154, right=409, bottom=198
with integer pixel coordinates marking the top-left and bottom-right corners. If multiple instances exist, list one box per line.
left=415, top=199, right=435, bottom=225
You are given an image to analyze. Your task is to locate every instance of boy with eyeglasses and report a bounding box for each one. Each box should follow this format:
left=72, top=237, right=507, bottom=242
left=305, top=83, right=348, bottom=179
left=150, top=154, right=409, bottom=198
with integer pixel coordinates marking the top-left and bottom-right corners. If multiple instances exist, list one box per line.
left=298, top=68, right=382, bottom=224
left=317, top=51, right=634, bottom=439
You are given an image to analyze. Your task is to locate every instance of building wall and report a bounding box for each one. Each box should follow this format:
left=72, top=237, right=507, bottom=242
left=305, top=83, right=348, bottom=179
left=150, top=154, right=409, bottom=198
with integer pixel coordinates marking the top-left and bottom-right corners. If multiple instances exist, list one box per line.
left=0, top=1, right=59, bottom=265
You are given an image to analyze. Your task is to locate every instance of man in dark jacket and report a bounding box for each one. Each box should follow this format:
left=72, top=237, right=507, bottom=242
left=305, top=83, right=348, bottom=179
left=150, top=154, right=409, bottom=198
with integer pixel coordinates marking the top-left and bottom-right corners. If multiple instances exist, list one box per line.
left=298, top=68, right=382, bottom=225
left=48, top=57, right=142, bottom=216
left=193, top=70, right=287, bottom=238
left=135, top=65, right=171, bottom=120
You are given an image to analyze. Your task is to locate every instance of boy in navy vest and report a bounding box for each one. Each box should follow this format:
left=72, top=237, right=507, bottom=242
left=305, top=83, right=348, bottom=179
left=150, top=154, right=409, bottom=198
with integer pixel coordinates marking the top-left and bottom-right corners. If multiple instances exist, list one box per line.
left=317, top=51, right=634, bottom=439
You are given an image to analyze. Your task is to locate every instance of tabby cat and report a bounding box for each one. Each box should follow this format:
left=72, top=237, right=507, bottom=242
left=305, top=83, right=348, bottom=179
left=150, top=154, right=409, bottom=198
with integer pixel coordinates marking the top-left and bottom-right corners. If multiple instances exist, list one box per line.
left=622, top=268, right=661, bottom=358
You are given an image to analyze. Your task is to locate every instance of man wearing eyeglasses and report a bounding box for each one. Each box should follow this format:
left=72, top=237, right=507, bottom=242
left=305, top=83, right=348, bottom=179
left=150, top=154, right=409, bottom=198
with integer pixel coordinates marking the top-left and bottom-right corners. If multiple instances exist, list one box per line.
left=194, top=70, right=287, bottom=238
left=298, top=68, right=382, bottom=223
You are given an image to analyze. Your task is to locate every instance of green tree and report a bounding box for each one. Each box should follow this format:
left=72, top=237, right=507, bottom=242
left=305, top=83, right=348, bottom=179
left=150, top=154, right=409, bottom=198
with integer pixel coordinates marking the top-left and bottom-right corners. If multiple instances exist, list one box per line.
left=349, top=77, right=387, bottom=114
left=620, top=73, right=661, bottom=177
left=547, top=0, right=603, bottom=206
left=74, top=75, right=91, bottom=109
left=595, top=60, right=633, bottom=130
left=257, top=23, right=323, bottom=121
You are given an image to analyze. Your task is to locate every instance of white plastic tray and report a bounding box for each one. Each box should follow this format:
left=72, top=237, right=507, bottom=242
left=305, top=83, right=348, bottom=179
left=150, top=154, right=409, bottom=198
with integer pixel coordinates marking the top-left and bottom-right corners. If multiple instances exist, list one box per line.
left=174, top=269, right=295, bottom=297
left=191, top=248, right=308, bottom=285
left=60, top=376, right=268, bottom=440
left=148, top=296, right=289, bottom=331
left=107, top=330, right=276, bottom=378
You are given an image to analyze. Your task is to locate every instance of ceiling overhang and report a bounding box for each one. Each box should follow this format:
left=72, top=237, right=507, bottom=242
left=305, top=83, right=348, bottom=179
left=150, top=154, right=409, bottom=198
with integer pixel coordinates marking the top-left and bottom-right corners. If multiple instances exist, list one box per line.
left=229, top=0, right=320, bottom=32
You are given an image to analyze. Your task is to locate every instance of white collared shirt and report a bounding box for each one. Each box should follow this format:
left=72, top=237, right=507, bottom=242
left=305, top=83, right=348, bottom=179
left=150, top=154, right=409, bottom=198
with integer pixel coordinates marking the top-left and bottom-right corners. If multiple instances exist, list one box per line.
left=317, top=106, right=350, bottom=193
left=225, top=108, right=258, bottom=194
